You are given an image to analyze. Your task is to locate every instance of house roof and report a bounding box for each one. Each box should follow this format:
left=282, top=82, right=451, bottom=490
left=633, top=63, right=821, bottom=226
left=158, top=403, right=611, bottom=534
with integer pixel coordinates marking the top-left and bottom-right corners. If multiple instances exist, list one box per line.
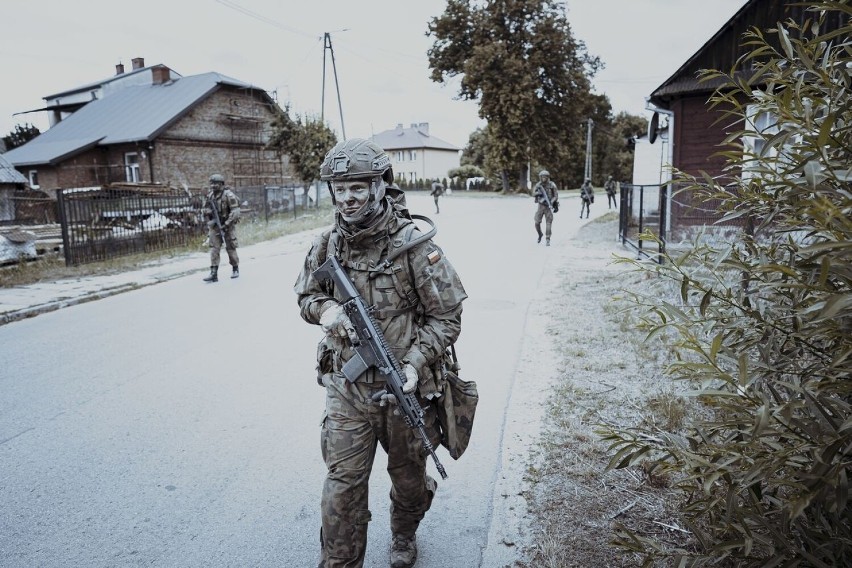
left=0, top=152, right=28, bottom=184
left=4, top=72, right=271, bottom=167
left=649, top=0, right=847, bottom=107
left=44, top=65, right=168, bottom=99
left=371, top=126, right=459, bottom=152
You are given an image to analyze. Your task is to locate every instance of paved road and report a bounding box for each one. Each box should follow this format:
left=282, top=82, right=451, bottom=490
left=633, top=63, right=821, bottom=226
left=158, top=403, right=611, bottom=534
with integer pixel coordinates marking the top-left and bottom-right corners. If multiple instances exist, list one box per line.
left=0, top=192, right=608, bottom=567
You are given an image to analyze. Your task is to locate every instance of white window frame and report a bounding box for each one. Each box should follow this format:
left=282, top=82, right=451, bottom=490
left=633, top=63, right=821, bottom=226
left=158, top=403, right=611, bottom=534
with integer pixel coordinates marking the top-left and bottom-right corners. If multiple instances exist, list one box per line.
left=28, top=170, right=39, bottom=189
left=408, top=150, right=417, bottom=161
left=124, top=152, right=141, bottom=182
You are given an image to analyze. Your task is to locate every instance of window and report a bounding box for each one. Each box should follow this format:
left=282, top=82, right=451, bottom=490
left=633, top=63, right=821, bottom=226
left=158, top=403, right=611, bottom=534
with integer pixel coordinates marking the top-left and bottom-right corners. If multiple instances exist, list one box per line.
left=124, top=152, right=140, bottom=182
left=28, top=170, right=39, bottom=189
left=396, top=151, right=403, bottom=162
left=408, top=150, right=417, bottom=161
left=743, top=103, right=798, bottom=181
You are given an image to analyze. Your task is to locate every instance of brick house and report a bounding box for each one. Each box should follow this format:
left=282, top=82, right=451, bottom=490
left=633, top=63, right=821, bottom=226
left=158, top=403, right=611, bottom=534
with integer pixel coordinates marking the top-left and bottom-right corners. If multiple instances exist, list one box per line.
left=371, top=123, right=460, bottom=185
left=4, top=59, right=288, bottom=197
left=645, top=0, right=845, bottom=229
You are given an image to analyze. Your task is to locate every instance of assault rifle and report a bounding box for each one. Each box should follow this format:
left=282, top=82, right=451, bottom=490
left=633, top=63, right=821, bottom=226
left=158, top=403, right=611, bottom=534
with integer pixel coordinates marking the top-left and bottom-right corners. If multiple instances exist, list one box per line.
left=207, top=193, right=227, bottom=244
left=535, top=184, right=558, bottom=213
left=313, top=255, right=448, bottom=480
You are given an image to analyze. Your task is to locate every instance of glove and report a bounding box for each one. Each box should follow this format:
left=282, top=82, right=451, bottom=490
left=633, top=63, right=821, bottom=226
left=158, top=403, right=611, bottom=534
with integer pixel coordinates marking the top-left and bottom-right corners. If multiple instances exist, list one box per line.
left=375, top=364, right=419, bottom=406
left=553, top=202, right=559, bottom=213
left=207, top=220, right=217, bottom=229
left=319, top=303, right=356, bottom=342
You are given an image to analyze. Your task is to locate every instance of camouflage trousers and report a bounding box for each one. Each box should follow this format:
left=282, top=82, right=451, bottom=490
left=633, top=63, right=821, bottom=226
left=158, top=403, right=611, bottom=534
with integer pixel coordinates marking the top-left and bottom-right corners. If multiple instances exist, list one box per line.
left=208, top=227, right=239, bottom=267
left=534, top=204, right=554, bottom=238
left=318, top=373, right=440, bottom=568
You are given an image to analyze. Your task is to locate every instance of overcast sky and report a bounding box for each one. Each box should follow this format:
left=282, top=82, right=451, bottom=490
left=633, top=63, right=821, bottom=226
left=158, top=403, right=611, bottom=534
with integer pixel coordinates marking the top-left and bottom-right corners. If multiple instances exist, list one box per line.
left=0, top=0, right=748, bottom=149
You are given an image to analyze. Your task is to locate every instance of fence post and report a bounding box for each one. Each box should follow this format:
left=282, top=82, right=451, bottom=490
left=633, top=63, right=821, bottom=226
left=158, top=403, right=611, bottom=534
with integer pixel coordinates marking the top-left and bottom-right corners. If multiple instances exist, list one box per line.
left=658, top=184, right=668, bottom=264
left=637, top=185, right=645, bottom=259
left=56, top=189, right=73, bottom=266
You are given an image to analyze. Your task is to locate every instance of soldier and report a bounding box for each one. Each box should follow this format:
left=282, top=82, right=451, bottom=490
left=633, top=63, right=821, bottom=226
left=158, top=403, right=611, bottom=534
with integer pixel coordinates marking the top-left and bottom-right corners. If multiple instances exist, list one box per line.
left=202, top=174, right=241, bottom=282
left=580, top=177, right=594, bottom=219
left=604, top=175, right=617, bottom=209
left=532, top=169, right=559, bottom=246
left=294, top=138, right=467, bottom=568
left=430, top=179, right=445, bottom=214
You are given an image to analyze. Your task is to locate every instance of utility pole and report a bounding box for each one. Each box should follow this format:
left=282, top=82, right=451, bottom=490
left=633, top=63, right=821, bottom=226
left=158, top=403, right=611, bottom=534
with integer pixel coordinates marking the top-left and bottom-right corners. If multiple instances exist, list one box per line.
left=583, top=118, right=594, bottom=182
left=321, top=32, right=346, bottom=140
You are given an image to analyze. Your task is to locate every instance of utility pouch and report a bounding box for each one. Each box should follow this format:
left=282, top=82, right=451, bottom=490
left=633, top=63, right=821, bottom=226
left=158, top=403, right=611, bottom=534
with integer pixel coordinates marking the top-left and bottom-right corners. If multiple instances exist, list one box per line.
left=316, top=337, right=335, bottom=386
left=436, top=347, right=479, bottom=460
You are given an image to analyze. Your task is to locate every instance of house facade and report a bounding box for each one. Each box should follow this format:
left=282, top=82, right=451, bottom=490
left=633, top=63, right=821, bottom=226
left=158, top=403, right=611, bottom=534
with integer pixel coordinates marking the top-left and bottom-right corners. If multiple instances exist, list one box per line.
left=645, top=0, right=846, bottom=228
left=5, top=60, right=288, bottom=197
left=371, top=123, right=460, bottom=184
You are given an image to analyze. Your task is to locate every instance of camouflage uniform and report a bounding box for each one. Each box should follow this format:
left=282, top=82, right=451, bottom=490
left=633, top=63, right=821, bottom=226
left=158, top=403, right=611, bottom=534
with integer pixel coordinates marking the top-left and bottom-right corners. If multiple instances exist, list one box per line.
left=605, top=176, right=617, bottom=209
left=294, top=194, right=467, bottom=568
left=533, top=179, right=559, bottom=241
left=430, top=181, right=444, bottom=214
left=205, top=186, right=241, bottom=269
left=580, top=179, right=594, bottom=218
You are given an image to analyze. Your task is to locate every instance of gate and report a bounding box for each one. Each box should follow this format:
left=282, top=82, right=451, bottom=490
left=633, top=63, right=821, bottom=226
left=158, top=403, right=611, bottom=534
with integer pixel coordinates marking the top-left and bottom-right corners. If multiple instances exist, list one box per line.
left=618, top=183, right=668, bottom=263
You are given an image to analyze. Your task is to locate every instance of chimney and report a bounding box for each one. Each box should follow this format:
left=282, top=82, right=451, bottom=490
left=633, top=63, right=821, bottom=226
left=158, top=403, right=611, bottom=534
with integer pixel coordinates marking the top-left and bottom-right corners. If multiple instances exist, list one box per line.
left=131, top=57, right=145, bottom=70
left=152, top=65, right=171, bottom=85
left=419, top=122, right=429, bottom=135
left=115, top=62, right=125, bottom=75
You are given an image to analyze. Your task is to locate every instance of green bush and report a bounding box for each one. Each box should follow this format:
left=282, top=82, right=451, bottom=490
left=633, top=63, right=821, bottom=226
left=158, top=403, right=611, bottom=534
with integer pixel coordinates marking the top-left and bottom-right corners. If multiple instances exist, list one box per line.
left=602, top=3, right=852, bottom=566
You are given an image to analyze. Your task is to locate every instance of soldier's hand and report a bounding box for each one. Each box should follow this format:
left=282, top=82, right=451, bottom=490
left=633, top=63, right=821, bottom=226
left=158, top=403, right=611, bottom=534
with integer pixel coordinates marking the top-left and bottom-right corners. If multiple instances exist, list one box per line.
left=402, top=363, right=418, bottom=394
left=319, top=303, right=357, bottom=342
left=207, top=220, right=217, bottom=229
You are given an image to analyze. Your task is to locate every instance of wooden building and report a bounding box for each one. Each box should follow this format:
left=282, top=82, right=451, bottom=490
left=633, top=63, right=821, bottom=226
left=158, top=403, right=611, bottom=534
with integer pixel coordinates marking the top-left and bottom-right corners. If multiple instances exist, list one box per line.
left=647, top=0, right=846, bottom=229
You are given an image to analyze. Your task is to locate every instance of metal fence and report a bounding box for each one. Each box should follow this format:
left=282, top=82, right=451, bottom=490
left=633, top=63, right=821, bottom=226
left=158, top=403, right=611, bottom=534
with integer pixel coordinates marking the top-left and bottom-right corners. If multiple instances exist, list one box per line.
left=55, top=184, right=323, bottom=266
left=618, top=183, right=668, bottom=263
left=57, top=187, right=205, bottom=266
left=0, top=190, right=58, bottom=225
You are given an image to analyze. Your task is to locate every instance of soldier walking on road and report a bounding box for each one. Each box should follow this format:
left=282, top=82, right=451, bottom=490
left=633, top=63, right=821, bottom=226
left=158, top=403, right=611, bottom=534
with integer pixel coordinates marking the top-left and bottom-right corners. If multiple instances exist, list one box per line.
left=580, top=177, right=594, bottom=219
left=533, top=169, right=559, bottom=246
left=202, top=174, right=241, bottom=282
left=430, top=179, right=445, bottom=214
left=294, top=138, right=468, bottom=568
left=604, top=175, right=617, bottom=209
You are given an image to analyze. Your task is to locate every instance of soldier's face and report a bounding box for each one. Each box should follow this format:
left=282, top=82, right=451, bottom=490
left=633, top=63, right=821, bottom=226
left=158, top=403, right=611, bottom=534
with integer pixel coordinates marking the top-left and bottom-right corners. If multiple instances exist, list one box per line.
left=333, top=180, right=370, bottom=221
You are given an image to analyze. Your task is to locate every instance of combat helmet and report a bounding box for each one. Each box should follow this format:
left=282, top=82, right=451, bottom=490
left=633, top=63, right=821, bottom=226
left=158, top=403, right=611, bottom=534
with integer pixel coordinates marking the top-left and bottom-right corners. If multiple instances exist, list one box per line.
left=320, top=138, right=394, bottom=213
left=209, top=173, right=225, bottom=184
left=539, top=169, right=550, bottom=178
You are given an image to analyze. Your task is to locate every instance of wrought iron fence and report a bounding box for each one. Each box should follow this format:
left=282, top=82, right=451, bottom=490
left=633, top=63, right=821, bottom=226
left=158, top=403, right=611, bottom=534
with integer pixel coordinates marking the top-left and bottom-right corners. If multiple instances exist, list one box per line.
left=56, top=187, right=205, bottom=266
left=55, top=184, right=325, bottom=266
left=618, top=183, right=668, bottom=263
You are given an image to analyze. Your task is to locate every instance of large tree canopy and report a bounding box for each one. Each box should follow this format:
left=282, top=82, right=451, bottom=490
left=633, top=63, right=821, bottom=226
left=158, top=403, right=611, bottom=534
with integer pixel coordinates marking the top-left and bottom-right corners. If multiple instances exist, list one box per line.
left=266, top=106, right=337, bottom=185
left=428, top=0, right=601, bottom=191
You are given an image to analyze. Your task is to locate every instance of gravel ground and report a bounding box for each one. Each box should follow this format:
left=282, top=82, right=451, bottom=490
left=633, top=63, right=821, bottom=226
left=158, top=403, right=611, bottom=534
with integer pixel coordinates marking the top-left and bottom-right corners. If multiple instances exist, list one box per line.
left=484, top=216, right=693, bottom=567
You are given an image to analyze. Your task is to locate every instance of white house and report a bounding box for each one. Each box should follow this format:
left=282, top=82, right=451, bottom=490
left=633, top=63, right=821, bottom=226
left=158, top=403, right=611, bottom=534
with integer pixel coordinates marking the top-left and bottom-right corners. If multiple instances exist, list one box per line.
left=371, top=123, right=460, bottom=184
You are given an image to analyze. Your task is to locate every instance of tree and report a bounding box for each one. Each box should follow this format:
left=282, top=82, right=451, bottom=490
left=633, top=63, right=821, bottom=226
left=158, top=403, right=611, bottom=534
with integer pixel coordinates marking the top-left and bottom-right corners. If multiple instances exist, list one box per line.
left=596, top=111, right=647, bottom=185
left=266, top=105, right=337, bottom=185
left=428, top=0, right=600, bottom=192
left=3, top=123, right=40, bottom=150
left=604, top=3, right=852, bottom=565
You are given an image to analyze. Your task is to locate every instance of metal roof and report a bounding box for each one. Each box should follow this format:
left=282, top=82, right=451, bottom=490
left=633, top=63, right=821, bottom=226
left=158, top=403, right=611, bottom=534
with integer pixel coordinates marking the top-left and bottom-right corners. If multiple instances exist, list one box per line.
left=371, top=126, right=459, bottom=152
left=4, top=72, right=267, bottom=167
left=0, top=152, right=28, bottom=184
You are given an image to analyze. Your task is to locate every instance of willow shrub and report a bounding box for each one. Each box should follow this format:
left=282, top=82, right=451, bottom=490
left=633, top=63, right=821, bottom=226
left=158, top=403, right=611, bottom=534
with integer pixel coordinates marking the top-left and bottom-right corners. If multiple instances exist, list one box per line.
left=601, top=3, right=852, bottom=566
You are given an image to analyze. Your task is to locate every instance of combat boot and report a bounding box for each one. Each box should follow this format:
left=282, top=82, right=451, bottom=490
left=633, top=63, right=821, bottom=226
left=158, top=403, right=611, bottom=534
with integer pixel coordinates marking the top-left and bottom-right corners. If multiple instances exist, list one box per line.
left=390, top=534, right=417, bottom=568
left=546, top=238, right=551, bottom=246
left=203, top=266, right=218, bottom=283
left=231, top=265, right=239, bottom=279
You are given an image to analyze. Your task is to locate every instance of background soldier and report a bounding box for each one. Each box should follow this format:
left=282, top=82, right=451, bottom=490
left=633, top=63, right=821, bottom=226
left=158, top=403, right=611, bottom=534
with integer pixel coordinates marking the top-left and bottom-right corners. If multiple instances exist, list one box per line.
left=430, top=179, right=445, bottom=214
left=294, top=138, right=467, bottom=568
left=532, top=169, right=559, bottom=246
left=604, top=175, right=617, bottom=209
left=202, top=174, right=241, bottom=282
left=580, top=177, right=594, bottom=219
